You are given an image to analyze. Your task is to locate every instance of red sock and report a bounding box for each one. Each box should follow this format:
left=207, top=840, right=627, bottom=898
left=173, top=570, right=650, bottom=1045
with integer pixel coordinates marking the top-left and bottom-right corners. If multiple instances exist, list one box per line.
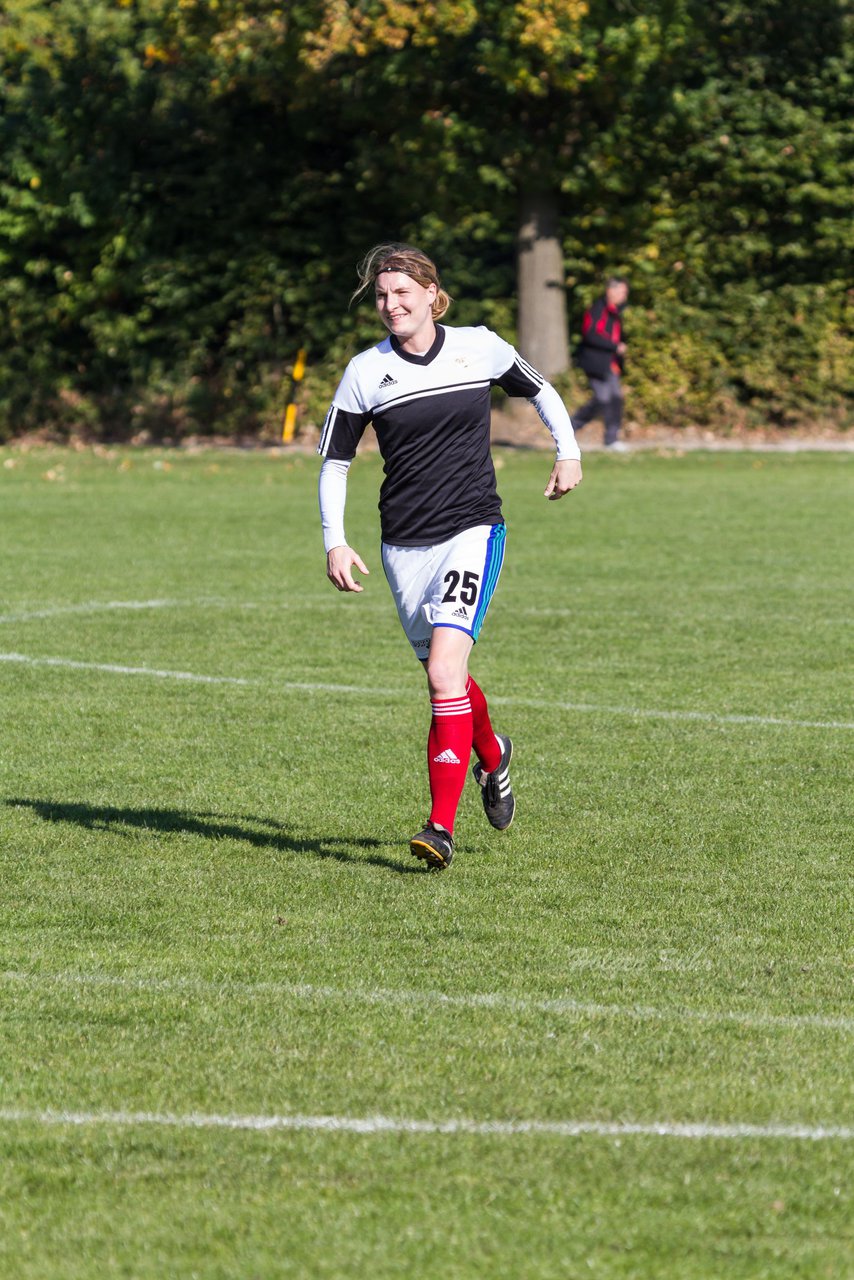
left=427, top=695, right=473, bottom=835
left=466, top=676, right=501, bottom=774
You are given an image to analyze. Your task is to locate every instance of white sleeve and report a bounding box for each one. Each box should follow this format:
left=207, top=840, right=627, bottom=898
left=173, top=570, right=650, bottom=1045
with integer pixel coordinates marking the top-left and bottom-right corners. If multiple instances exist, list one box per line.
left=317, top=359, right=370, bottom=460
left=484, top=327, right=581, bottom=461
left=318, top=457, right=352, bottom=552
left=531, top=381, right=581, bottom=461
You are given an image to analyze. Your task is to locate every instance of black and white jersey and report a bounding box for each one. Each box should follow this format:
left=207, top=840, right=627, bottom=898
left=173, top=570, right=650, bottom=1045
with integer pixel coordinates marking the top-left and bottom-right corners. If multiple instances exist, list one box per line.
left=318, top=324, right=577, bottom=546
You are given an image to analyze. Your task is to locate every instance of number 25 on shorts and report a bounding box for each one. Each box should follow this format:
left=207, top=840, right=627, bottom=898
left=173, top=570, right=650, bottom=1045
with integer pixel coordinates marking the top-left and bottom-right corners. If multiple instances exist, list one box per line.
left=441, top=570, right=480, bottom=606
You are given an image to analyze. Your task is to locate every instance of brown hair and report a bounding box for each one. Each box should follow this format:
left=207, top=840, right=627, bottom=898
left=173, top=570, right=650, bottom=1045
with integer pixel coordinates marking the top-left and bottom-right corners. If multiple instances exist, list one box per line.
left=352, top=242, right=452, bottom=320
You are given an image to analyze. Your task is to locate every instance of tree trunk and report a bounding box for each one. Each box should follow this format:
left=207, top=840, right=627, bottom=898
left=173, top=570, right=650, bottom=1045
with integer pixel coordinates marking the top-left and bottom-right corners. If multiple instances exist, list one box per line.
left=516, top=190, right=569, bottom=379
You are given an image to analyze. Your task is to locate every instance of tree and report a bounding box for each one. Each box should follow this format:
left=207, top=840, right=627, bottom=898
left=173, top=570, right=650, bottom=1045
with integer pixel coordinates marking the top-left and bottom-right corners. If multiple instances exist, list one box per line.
left=0, top=0, right=324, bottom=435
left=298, top=1, right=692, bottom=374
left=0, top=0, right=849, bottom=438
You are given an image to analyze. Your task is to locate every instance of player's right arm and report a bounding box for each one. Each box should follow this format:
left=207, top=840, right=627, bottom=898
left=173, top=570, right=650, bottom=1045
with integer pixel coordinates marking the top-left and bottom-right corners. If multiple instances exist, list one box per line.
left=326, top=544, right=370, bottom=593
left=318, top=457, right=370, bottom=592
left=317, top=360, right=373, bottom=592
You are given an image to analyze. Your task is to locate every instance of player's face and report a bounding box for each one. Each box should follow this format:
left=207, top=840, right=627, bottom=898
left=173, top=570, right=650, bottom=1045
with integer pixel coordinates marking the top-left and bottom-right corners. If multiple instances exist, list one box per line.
left=375, top=270, right=437, bottom=351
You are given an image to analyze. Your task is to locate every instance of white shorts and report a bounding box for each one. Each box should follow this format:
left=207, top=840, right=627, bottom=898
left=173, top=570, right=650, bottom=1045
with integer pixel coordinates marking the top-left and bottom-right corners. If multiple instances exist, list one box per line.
left=381, top=523, right=507, bottom=659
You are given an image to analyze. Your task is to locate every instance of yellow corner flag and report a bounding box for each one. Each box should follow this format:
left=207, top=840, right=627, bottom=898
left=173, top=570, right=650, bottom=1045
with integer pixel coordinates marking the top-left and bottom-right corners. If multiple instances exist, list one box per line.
left=282, top=348, right=307, bottom=442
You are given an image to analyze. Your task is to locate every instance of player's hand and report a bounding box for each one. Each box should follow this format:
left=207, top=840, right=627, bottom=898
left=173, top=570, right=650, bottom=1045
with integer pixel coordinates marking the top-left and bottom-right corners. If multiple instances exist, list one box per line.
left=326, top=545, right=370, bottom=593
left=544, top=459, right=582, bottom=501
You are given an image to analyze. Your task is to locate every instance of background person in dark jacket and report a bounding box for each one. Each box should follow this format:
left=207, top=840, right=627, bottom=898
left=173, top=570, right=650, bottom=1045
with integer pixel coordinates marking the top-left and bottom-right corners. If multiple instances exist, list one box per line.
left=572, top=277, right=630, bottom=451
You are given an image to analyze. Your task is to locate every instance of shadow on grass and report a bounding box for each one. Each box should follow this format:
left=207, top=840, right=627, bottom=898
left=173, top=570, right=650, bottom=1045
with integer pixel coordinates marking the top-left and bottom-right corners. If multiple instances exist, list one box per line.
left=6, top=798, right=424, bottom=875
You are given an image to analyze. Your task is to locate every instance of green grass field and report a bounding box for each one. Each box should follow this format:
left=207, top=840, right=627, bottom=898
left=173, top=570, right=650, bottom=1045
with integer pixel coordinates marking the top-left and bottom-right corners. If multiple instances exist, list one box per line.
left=1, top=443, right=852, bottom=1279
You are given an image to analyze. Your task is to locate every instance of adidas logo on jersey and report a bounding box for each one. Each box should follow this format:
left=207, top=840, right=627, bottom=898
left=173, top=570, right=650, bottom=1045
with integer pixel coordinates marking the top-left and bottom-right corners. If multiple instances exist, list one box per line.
left=378, top=373, right=398, bottom=388
left=451, top=606, right=469, bottom=619
left=432, top=748, right=461, bottom=764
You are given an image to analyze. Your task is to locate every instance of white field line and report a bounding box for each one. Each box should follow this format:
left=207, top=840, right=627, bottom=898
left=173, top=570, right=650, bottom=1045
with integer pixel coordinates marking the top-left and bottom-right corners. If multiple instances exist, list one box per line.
left=0, top=598, right=344, bottom=624
left=1, top=650, right=852, bottom=731
left=0, top=599, right=182, bottom=624
left=0, top=653, right=253, bottom=685
left=488, top=694, right=854, bottom=733
left=3, top=603, right=849, bottom=634
left=2, top=596, right=851, bottom=728
left=4, top=970, right=852, bottom=1034
left=2, top=598, right=851, bottom=627
left=0, top=1107, right=850, bottom=1142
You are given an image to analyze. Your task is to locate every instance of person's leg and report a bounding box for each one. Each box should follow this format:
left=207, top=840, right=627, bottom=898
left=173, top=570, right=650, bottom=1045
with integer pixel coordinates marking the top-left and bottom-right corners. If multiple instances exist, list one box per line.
left=571, top=387, right=600, bottom=430
left=406, top=523, right=513, bottom=864
left=422, top=626, right=475, bottom=836
left=572, top=375, right=608, bottom=431
left=427, top=519, right=506, bottom=775
left=421, top=634, right=516, bottom=834
left=382, top=540, right=457, bottom=867
left=426, top=522, right=515, bottom=831
left=467, top=662, right=515, bottom=833
left=466, top=674, right=502, bottom=773
left=603, top=373, right=625, bottom=446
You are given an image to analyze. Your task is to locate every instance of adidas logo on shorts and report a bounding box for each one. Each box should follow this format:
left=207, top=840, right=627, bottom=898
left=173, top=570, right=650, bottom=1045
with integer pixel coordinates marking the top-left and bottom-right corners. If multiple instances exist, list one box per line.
left=451, top=606, right=469, bottom=618
left=378, top=373, right=398, bottom=388
left=432, top=748, right=461, bottom=764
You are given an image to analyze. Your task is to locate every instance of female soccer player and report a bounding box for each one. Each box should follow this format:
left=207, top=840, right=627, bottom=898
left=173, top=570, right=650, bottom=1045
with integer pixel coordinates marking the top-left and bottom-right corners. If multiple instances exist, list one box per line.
left=318, top=243, right=582, bottom=869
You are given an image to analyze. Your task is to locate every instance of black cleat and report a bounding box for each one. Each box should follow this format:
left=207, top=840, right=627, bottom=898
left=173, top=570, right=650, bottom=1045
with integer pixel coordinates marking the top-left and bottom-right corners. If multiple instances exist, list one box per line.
left=409, top=822, right=454, bottom=870
left=472, top=734, right=515, bottom=830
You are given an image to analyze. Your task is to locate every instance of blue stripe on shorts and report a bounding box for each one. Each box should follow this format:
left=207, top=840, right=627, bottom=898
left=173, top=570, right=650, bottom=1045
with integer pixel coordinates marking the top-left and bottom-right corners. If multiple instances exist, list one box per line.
left=472, top=523, right=506, bottom=641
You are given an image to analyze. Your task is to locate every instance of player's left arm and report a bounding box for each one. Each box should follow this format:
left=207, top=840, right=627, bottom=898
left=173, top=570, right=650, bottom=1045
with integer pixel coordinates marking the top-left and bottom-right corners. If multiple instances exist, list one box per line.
left=532, top=380, right=582, bottom=500
left=489, top=333, right=582, bottom=500
left=544, top=457, right=582, bottom=501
